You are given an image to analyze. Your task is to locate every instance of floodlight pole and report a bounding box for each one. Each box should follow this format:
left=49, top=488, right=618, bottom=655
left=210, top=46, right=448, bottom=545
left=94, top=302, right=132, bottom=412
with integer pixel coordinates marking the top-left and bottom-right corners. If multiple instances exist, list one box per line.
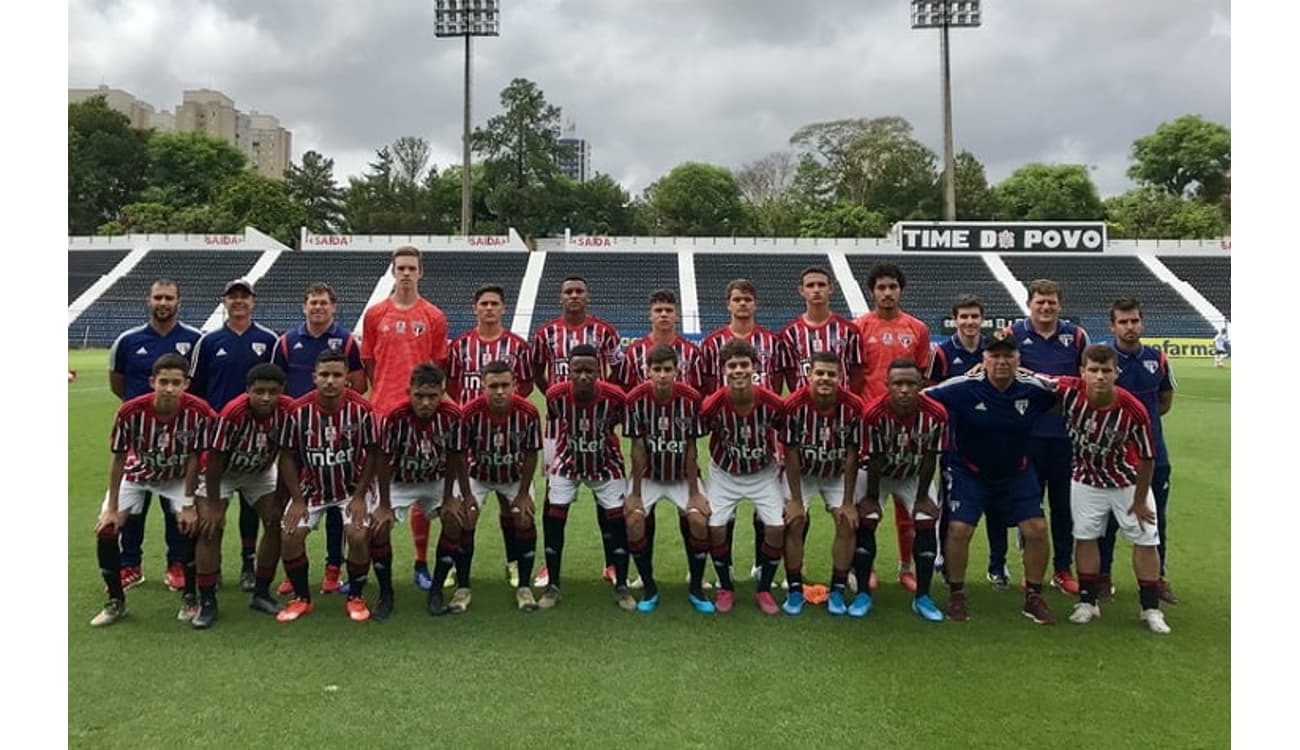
left=436, top=1, right=500, bottom=237
left=462, top=34, right=473, bottom=236
left=940, top=16, right=956, bottom=222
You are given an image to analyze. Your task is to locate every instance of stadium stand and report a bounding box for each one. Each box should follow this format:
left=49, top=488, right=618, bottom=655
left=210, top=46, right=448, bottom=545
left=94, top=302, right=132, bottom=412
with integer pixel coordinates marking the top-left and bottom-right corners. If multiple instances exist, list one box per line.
left=693, top=253, right=851, bottom=332
left=533, top=252, right=679, bottom=338
left=417, top=252, right=531, bottom=337
left=70, top=250, right=262, bottom=348
left=1000, top=255, right=1213, bottom=337
left=69, top=250, right=128, bottom=305
left=844, top=254, right=1022, bottom=331
left=1159, top=255, right=1231, bottom=320
left=251, top=251, right=394, bottom=335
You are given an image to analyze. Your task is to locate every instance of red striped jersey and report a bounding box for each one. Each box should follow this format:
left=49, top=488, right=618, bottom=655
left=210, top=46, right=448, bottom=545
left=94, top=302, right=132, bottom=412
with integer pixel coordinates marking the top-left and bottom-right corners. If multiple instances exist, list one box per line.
left=460, top=394, right=543, bottom=484
left=780, top=314, right=863, bottom=390
left=781, top=386, right=864, bottom=478
left=446, top=329, right=535, bottom=403
left=283, top=389, right=378, bottom=506
left=546, top=381, right=627, bottom=480
left=861, top=393, right=948, bottom=480
left=381, top=399, right=464, bottom=485
left=698, top=325, right=792, bottom=390
left=530, top=315, right=625, bottom=389
left=624, top=382, right=704, bottom=482
left=209, top=393, right=294, bottom=475
left=1056, top=377, right=1155, bottom=489
left=701, top=387, right=786, bottom=474
left=113, top=392, right=215, bottom=484
left=620, top=335, right=704, bottom=390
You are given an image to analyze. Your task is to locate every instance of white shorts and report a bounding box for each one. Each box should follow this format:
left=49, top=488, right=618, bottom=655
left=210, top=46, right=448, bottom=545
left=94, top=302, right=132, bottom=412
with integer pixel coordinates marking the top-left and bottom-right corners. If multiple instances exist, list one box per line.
left=854, top=471, right=938, bottom=522
left=635, top=478, right=691, bottom=514
left=195, top=465, right=277, bottom=507
left=706, top=462, right=784, bottom=527
left=390, top=481, right=441, bottom=524
left=547, top=474, right=626, bottom=510
left=781, top=472, right=848, bottom=510
left=102, top=479, right=191, bottom=516
left=294, top=488, right=379, bottom=531
left=1071, top=480, right=1159, bottom=545
left=542, top=438, right=556, bottom=477
left=469, top=477, right=524, bottom=507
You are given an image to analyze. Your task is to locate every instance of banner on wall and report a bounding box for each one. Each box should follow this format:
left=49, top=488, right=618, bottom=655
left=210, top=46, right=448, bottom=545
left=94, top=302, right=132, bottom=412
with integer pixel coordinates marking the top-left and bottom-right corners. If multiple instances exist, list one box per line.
left=897, top=222, right=1107, bottom=252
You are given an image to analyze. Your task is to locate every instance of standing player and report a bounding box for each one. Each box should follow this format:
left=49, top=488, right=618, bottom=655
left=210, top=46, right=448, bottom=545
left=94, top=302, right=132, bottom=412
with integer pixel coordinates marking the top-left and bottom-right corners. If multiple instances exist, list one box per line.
left=1008, top=279, right=1089, bottom=595
left=362, top=246, right=450, bottom=592
left=276, top=350, right=382, bottom=623
left=780, top=266, right=864, bottom=393
left=189, top=278, right=279, bottom=593
left=460, top=360, right=543, bottom=611
left=538, top=345, right=630, bottom=610
left=924, top=331, right=1060, bottom=625
left=701, top=339, right=794, bottom=615
left=854, top=262, right=932, bottom=592
left=271, top=282, right=367, bottom=596
left=852, top=359, right=948, bottom=622
left=530, top=276, right=626, bottom=588
left=620, top=289, right=703, bottom=390
left=91, top=354, right=211, bottom=627
left=623, top=344, right=710, bottom=613
left=1098, top=297, right=1177, bottom=604
left=779, top=352, right=862, bottom=616
left=1213, top=327, right=1230, bottom=368
left=107, top=279, right=202, bottom=592
left=192, top=363, right=294, bottom=628
left=378, top=364, right=467, bottom=619
left=1054, top=345, right=1170, bottom=634
left=446, top=284, right=535, bottom=588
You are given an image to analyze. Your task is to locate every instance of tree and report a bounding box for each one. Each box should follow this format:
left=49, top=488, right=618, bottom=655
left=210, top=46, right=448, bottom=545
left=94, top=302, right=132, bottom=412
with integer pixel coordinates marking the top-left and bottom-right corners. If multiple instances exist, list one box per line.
left=68, top=96, right=151, bottom=234
left=993, top=163, right=1105, bottom=221
left=145, top=131, right=247, bottom=208
left=212, top=172, right=306, bottom=245
left=565, top=173, right=634, bottom=235
left=108, top=202, right=174, bottom=234
left=943, top=150, right=996, bottom=221
left=642, top=162, right=747, bottom=236
left=735, top=151, right=801, bottom=236
left=799, top=202, right=889, bottom=238
left=1128, top=115, right=1231, bottom=203
left=391, top=136, right=433, bottom=187
left=1104, top=186, right=1226, bottom=239
left=286, top=150, right=346, bottom=233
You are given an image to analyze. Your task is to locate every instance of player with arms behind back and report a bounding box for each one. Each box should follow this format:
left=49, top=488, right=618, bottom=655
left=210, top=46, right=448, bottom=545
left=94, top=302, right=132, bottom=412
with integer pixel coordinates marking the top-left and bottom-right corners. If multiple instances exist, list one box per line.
left=620, top=289, right=703, bottom=391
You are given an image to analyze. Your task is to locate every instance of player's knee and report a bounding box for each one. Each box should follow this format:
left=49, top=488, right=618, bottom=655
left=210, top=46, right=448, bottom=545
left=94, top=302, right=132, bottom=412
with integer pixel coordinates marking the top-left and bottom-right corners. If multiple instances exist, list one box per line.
left=1021, top=519, right=1048, bottom=542
left=948, top=522, right=974, bottom=542
left=96, top=524, right=117, bottom=540
left=686, top=514, right=707, bottom=539
left=786, top=515, right=806, bottom=535
left=626, top=515, right=644, bottom=538
left=345, top=524, right=369, bottom=548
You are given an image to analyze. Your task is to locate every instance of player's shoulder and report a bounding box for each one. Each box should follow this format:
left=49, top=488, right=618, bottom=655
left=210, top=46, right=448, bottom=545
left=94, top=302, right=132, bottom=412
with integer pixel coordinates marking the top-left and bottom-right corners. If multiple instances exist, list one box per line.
left=111, top=323, right=151, bottom=345
left=504, top=329, right=530, bottom=347
left=341, top=388, right=375, bottom=412
left=449, top=329, right=474, bottom=347
left=829, top=312, right=861, bottom=331
left=756, top=386, right=785, bottom=408
left=1053, top=374, right=1082, bottom=392
left=672, top=382, right=703, bottom=404
left=288, top=391, right=316, bottom=412
left=837, top=388, right=866, bottom=411
left=918, top=393, right=948, bottom=419
left=1115, top=386, right=1149, bottom=417
left=252, top=322, right=279, bottom=342
left=861, top=393, right=891, bottom=420
left=701, top=388, right=729, bottom=412
left=626, top=381, right=655, bottom=402
left=852, top=311, right=874, bottom=330
left=117, top=392, right=155, bottom=418
left=219, top=393, right=250, bottom=419
left=596, top=380, right=627, bottom=401
left=544, top=381, right=571, bottom=401
left=900, top=310, right=929, bottom=329
left=364, top=298, right=391, bottom=319
left=1015, top=371, right=1059, bottom=393
left=181, top=391, right=217, bottom=416
left=459, top=394, right=487, bottom=416
left=783, top=385, right=812, bottom=407
left=510, top=393, right=540, bottom=416
left=436, top=398, right=464, bottom=418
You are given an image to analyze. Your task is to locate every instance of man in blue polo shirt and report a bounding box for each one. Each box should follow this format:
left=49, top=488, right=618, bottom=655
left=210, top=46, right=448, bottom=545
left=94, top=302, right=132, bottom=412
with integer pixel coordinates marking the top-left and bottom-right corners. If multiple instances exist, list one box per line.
left=107, top=278, right=203, bottom=591
left=1008, top=279, right=1088, bottom=596
left=1098, top=297, right=1177, bottom=604
left=270, top=281, right=367, bottom=595
left=189, top=278, right=279, bottom=590
left=925, top=330, right=1059, bottom=625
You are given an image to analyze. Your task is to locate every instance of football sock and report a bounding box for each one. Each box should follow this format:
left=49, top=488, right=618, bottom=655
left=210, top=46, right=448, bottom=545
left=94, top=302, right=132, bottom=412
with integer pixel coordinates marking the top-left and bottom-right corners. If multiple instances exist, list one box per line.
left=97, top=527, right=124, bottom=601
left=454, top=535, right=475, bottom=589
left=830, top=568, right=849, bottom=594
left=710, top=541, right=735, bottom=591
left=118, top=506, right=146, bottom=569
left=371, top=543, right=393, bottom=597
left=758, top=542, right=782, bottom=593
left=786, top=565, right=804, bottom=594
left=678, top=515, right=693, bottom=564
left=346, top=560, right=368, bottom=598
left=284, top=554, right=311, bottom=601
left=324, top=506, right=344, bottom=567
left=724, top=518, right=736, bottom=552
left=514, top=523, right=537, bottom=587
left=543, top=502, right=570, bottom=588
left=198, top=572, right=219, bottom=604
left=596, top=502, right=615, bottom=568
left=1078, top=572, right=1099, bottom=605
left=644, top=512, right=657, bottom=559
left=432, top=532, right=459, bottom=591
left=688, top=537, right=710, bottom=598
left=851, top=521, right=879, bottom=588
left=500, top=513, right=518, bottom=564
left=1138, top=578, right=1160, bottom=610
left=410, top=505, right=431, bottom=564
left=1025, top=582, right=1044, bottom=598
left=239, top=500, right=258, bottom=569
left=895, top=497, right=915, bottom=565
left=253, top=564, right=275, bottom=598
left=913, top=520, right=938, bottom=598
left=183, top=538, right=198, bottom=597
left=751, top=513, right=765, bottom=569
left=629, top=534, right=657, bottom=599
left=605, top=507, right=630, bottom=587
left=949, top=581, right=966, bottom=594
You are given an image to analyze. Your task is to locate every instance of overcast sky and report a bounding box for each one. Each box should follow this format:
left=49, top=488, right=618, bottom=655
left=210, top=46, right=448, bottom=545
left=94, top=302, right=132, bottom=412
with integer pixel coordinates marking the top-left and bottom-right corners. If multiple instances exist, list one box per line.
left=68, top=0, right=1230, bottom=198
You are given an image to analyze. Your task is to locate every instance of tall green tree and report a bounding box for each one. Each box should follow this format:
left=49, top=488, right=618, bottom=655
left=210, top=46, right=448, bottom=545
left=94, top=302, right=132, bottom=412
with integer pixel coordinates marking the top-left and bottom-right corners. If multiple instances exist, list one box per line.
left=735, top=151, right=801, bottom=236
left=1104, top=186, right=1226, bottom=239
left=565, top=173, right=634, bottom=235
left=942, top=150, right=996, bottom=221
left=1128, top=115, right=1231, bottom=203
left=213, top=172, right=306, bottom=245
left=799, top=202, right=888, bottom=238
left=286, top=150, right=346, bottom=233
left=642, top=162, right=746, bottom=236
left=144, top=131, right=247, bottom=208
left=993, top=163, right=1105, bottom=221
left=68, top=96, right=151, bottom=234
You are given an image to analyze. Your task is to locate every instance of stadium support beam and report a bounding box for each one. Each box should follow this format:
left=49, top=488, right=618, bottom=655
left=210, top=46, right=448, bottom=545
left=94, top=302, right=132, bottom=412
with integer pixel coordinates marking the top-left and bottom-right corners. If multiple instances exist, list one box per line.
left=911, top=1, right=981, bottom=222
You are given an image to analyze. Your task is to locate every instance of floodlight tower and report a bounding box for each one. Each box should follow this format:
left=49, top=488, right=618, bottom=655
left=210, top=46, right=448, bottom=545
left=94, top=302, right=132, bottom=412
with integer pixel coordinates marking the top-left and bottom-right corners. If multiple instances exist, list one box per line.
left=911, top=1, right=981, bottom=222
left=435, top=0, right=501, bottom=235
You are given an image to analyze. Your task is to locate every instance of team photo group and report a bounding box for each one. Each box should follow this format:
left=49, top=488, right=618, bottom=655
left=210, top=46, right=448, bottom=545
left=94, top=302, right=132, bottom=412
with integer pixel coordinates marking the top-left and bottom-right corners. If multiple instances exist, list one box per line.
left=91, top=246, right=1178, bottom=636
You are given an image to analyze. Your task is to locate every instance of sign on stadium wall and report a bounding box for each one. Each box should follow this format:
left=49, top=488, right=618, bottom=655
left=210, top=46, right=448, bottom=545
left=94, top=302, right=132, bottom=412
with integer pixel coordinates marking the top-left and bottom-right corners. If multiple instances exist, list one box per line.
left=897, top=222, right=1107, bottom=252
left=1148, top=338, right=1217, bottom=358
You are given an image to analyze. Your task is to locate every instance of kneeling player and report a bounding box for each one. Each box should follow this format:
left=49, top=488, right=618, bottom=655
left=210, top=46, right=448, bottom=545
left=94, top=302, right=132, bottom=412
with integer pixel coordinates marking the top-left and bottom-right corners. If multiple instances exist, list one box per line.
left=853, top=359, right=948, bottom=622
left=277, top=350, right=382, bottom=623
left=192, top=363, right=293, bottom=627
left=624, top=345, right=709, bottom=613
left=92, top=354, right=212, bottom=626
left=460, top=360, right=543, bottom=611
left=780, top=352, right=863, bottom=616
left=702, top=339, right=793, bottom=615
left=540, top=345, right=630, bottom=610
left=1057, top=345, right=1170, bottom=634
left=379, top=364, right=468, bottom=619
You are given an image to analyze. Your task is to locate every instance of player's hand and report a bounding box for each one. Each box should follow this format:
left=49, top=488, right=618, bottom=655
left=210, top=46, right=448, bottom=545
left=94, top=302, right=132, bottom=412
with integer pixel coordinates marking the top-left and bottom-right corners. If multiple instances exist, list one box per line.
left=510, top=494, right=535, bottom=524
left=687, top=492, right=711, bottom=521
left=832, top=502, right=859, bottom=529
left=1128, top=496, right=1156, bottom=530
left=783, top=499, right=806, bottom=526
left=176, top=505, right=199, bottom=536
left=370, top=506, right=395, bottom=536
left=282, top=502, right=308, bottom=533
left=914, top=495, right=940, bottom=522
left=624, top=493, right=644, bottom=518
left=95, top=509, right=121, bottom=535
left=858, top=497, right=883, bottom=525
left=347, top=496, right=370, bottom=530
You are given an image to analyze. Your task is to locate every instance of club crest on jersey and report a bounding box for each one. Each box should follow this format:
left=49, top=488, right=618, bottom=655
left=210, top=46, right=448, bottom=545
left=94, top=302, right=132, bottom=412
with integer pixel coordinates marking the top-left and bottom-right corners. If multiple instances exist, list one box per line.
left=1058, top=334, right=1074, bottom=347
left=328, top=338, right=343, bottom=350
left=1144, top=360, right=1159, bottom=374
left=413, top=322, right=426, bottom=336
left=1014, top=399, right=1029, bottom=415
left=251, top=342, right=267, bottom=357
left=175, top=342, right=191, bottom=356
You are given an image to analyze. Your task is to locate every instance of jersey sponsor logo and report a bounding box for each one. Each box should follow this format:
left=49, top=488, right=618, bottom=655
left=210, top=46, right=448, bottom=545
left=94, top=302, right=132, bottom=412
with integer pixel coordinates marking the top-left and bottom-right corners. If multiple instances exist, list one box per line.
left=1014, top=399, right=1028, bottom=415
left=1058, top=334, right=1074, bottom=347
left=396, top=321, right=406, bottom=333
left=252, top=342, right=267, bottom=357
left=882, top=333, right=894, bottom=345
left=328, top=338, right=343, bottom=350
left=1144, top=360, right=1159, bottom=374
left=175, top=342, right=191, bottom=356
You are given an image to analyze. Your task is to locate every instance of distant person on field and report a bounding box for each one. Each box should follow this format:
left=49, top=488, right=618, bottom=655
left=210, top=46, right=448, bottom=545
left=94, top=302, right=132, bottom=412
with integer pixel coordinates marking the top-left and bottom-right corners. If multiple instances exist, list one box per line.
left=1213, top=328, right=1230, bottom=367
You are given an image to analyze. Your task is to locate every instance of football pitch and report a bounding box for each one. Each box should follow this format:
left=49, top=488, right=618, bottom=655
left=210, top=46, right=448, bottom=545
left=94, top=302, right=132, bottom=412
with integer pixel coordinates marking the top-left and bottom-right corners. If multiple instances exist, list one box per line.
left=67, top=350, right=1230, bottom=748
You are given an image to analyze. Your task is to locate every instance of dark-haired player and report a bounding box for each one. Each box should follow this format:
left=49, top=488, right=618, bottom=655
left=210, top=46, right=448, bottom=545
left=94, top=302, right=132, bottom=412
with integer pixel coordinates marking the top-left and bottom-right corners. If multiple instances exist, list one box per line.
left=702, top=338, right=792, bottom=616
left=779, top=352, right=862, bottom=616
left=276, top=350, right=382, bottom=623
left=378, top=363, right=466, bottom=619
left=92, top=354, right=212, bottom=627
left=191, top=362, right=294, bottom=628
left=781, top=266, right=864, bottom=393
left=621, top=289, right=703, bottom=390
left=539, top=344, right=629, bottom=609
left=460, top=360, right=543, bottom=611
left=624, top=344, right=709, bottom=613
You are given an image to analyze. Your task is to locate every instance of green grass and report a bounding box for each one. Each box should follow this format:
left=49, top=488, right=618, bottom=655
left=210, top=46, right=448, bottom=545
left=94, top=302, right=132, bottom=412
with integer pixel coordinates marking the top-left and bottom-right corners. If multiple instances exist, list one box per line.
left=68, top=350, right=1230, bottom=748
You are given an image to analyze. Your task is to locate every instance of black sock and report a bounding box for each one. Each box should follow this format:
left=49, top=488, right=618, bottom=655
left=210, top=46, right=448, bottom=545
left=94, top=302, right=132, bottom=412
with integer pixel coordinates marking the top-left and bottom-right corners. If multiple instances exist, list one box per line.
left=831, top=567, right=849, bottom=594
left=950, top=581, right=965, bottom=594
left=678, top=515, right=693, bottom=565
left=1138, top=578, right=1160, bottom=610
left=543, top=502, right=569, bottom=588
left=757, top=540, right=782, bottom=593
left=751, top=512, right=765, bottom=569
left=198, top=571, right=219, bottom=604
left=596, top=502, right=614, bottom=568
left=372, top=543, right=394, bottom=598
left=454, top=535, right=475, bottom=589
left=284, top=554, right=311, bottom=601
left=254, top=563, right=274, bottom=598
left=183, top=537, right=198, bottom=598
left=852, top=523, right=878, bottom=591
left=500, top=514, right=518, bottom=564
left=605, top=508, right=630, bottom=587
left=1025, top=582, right=1043, bottom=597
left=688, top=537, right=709, bottom=598
left=97, top=528, right=124, bottom=601
left=432, top=533, right=458, bottom=590
left=324, top=506, right=344, bottom=568
left=346, top=560, right=368, bottom=598
left=913, top=522, right=938, bottom=598
left=1079, top=573, right=1098, bottom=605
left=239, top=500, right=259, bottom=568
left=630, top=534, right=657, bottom=599
left=710, top=540, right=734, bottom=591
left=514, top=523, right=537, bottom=587
left=725, top=518, right=736, bottom=553
left=786, top=566, right=804, bottom=594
